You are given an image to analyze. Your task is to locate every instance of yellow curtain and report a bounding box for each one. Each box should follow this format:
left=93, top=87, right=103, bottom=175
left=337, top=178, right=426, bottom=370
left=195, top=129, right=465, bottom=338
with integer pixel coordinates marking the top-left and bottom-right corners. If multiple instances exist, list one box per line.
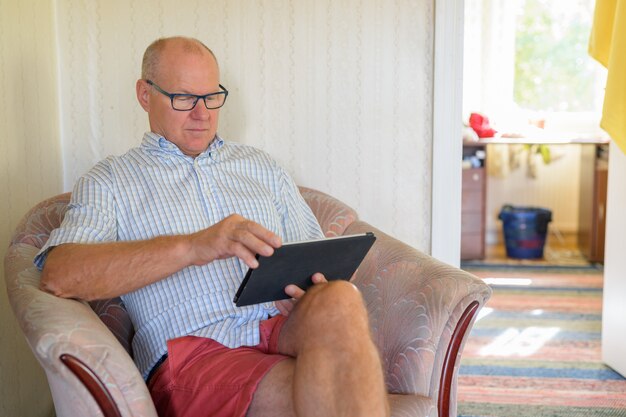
left=589, top=0, right=626, bottom=154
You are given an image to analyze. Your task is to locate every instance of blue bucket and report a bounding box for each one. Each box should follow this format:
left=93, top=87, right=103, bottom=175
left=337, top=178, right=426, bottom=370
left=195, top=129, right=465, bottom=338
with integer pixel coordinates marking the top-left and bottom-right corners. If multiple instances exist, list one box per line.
left=498, top=205, right=552, bottom=259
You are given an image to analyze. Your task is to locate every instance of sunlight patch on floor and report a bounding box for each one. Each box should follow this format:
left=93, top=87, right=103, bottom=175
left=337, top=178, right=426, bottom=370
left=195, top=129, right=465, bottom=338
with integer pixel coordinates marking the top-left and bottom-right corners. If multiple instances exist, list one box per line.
left=475, top=306, right=494, bottom=322
left=483, top=277, right=533, bottom=286
left=479, top=326, right=560, bottom=357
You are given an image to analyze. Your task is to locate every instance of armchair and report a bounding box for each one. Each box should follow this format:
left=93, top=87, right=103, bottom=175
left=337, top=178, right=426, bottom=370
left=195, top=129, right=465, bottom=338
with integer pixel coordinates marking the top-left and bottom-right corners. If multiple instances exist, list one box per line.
left=4, top=187, right=491, bottom=417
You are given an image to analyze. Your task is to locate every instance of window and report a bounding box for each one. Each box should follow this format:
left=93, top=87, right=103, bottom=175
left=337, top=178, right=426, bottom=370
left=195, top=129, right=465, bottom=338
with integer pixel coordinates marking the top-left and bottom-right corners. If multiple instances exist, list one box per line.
left=463, top=0, right=606, bottom=135
left=514, top=0, right=602, bottom=113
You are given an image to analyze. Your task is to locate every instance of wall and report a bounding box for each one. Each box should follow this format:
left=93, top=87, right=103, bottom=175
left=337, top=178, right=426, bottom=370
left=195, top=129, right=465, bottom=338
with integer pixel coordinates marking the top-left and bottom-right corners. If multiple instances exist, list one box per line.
left=0, top=0, right=62, bottom=415
left=484, top=144, right=583, bottom=243
left=602, top=141, right=626, bottom=377
left=1, top=0, right=436, bottom=414
left=55, top=0, right=434, bottom=251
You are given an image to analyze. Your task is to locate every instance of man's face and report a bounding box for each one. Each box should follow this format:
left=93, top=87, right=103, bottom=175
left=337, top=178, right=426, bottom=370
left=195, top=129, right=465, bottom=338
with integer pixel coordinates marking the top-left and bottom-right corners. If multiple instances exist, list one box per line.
left=137, top=44, right=222, bottom=157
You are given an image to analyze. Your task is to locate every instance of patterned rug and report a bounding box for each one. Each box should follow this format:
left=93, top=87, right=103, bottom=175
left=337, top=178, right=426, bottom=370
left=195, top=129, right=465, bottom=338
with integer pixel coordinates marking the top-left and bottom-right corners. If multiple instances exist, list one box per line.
left=457, top=267, right=626, bottom=417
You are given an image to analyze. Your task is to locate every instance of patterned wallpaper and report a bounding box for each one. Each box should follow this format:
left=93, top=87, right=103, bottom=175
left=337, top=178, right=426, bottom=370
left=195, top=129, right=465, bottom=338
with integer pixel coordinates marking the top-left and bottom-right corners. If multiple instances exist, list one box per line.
left=55, top=0, right=434, bottom=251
left=1, top=1, right=62, bottom=415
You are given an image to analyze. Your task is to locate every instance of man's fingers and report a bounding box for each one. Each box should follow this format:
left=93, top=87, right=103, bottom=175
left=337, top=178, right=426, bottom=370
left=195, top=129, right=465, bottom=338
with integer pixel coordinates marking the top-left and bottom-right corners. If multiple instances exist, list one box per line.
left=228, top=234, right=270, bottom=263
left=237, top=250, right=260, bottom=269
left=244, top=221, right=282, bottom=248
left=285, top=274, right=327, bottom=298
left=280, top=274, right=328, bottom=310
left=227, top=218, right=281, bottom=261
left=205, top=216, right=282, bottom=266
left=311, top=272, right=328, bottom=284
left=284, top=284, right=306, bottom=299
left=275, top=299, right=295, bottom=316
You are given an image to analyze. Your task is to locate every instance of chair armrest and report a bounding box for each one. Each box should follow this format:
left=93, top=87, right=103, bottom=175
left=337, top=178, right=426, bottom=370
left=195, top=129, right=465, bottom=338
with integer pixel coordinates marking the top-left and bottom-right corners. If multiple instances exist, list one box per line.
left=344, top=221, right=491, bottom=412
left=4, top=244, right=157, bottom=417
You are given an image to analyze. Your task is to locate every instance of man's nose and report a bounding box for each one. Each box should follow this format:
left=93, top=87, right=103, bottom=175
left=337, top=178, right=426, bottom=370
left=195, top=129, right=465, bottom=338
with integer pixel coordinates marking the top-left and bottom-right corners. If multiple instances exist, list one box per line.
left=190, top=100, right=211, bottom=119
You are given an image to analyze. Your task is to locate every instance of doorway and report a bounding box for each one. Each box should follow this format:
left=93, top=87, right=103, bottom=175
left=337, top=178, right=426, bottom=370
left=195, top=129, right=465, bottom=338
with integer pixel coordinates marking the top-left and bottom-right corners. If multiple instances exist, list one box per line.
left=459, top=0, right=608, bottom=269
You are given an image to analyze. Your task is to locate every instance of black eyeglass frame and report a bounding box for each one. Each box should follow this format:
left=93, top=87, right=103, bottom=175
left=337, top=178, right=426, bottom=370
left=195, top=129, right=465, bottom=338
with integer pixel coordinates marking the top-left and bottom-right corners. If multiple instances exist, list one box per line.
left=146, top=79, right=229, bottom=111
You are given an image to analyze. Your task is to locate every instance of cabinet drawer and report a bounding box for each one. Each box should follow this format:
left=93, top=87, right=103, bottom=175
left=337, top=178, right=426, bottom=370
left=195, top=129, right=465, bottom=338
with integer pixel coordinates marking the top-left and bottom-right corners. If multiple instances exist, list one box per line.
left=462, top=168, right=484, bottom=190
left=462, top=189, right=484, bottom=211
left=461, top=232, right=484, bottom=260
left=461, top=212, right=484, bottom=234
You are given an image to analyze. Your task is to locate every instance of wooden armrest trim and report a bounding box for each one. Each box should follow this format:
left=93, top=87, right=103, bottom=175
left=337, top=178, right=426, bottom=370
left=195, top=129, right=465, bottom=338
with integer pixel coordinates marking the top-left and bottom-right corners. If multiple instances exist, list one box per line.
left=60, top=354, right=123, bottom=417
left=437, top=300, right=480, bottom=417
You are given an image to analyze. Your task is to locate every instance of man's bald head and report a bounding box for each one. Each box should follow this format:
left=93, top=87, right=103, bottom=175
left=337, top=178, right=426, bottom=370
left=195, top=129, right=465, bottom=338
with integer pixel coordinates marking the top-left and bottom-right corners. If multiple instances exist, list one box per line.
left=141, top=36, right=218, bottom=81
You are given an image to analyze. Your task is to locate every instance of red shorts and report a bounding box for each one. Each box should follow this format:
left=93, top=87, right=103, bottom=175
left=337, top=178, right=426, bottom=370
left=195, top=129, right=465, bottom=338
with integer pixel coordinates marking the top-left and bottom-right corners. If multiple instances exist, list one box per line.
left=148, top=315, right=289, bottom=417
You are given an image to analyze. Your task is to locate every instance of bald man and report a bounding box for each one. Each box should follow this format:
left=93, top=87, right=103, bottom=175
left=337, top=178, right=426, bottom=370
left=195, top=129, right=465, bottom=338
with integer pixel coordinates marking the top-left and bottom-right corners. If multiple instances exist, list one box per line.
left=36, top=36, right=389, bottom=417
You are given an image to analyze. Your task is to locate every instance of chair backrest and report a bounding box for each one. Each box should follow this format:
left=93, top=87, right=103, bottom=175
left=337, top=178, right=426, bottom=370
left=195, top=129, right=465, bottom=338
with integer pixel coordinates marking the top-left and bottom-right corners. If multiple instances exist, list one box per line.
left=298, top=186, right=358, bottom=237
left=10, top=193, right=71, bottom=248
left=9, top=187, right=359, bottom=356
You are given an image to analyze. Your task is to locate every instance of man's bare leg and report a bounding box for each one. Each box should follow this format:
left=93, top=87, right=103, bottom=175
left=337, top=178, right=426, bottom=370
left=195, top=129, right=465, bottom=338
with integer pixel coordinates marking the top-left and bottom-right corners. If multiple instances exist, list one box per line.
left=248, top=359, right=296, bottom=417
left=248, top=280, right=389, bottom=417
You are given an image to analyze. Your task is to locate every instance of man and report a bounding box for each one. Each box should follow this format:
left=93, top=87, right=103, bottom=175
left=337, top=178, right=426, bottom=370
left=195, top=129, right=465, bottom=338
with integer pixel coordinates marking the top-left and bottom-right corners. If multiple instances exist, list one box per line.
left=36, top=36, right=389, bottom=417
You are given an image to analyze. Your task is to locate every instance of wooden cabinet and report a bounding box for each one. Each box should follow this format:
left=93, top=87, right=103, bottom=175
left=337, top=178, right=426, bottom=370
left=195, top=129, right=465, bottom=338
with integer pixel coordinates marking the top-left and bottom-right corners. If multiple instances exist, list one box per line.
left=578, top=144, right=608, bottom=263
left=461, top=167, right=486, bottom=260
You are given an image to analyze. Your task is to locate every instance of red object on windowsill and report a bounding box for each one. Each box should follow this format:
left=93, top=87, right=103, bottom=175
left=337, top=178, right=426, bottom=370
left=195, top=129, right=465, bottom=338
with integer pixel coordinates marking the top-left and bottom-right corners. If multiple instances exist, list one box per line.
left=469, top=112, right=497, bottom=138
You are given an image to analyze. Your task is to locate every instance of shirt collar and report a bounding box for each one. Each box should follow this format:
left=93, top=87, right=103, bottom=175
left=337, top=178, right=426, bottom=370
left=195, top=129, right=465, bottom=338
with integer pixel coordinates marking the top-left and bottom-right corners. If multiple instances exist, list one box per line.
left=141, top=132, right=224, bottom=160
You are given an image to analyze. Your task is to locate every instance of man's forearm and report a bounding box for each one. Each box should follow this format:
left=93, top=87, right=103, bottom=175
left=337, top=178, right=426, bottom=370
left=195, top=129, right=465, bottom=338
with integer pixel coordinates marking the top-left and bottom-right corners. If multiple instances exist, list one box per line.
left=40, top=214, right=281, bottom=301
left=40, top=235, right=192, bottom=301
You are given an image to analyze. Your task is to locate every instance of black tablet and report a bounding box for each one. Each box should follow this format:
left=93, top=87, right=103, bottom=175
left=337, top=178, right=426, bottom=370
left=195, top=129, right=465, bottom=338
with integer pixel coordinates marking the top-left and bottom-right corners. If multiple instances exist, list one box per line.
left=233, top=232, right=376, bottom=307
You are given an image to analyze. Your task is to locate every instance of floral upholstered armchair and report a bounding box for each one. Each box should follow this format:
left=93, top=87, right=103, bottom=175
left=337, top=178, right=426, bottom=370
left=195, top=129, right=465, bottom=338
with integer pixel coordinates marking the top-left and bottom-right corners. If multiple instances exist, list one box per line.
left=4, top=187, right=491, bottom=417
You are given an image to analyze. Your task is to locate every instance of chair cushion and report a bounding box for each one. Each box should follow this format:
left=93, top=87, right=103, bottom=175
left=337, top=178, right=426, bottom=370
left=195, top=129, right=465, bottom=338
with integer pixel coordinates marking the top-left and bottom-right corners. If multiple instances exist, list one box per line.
left=88, top=298, right=135, bottom=356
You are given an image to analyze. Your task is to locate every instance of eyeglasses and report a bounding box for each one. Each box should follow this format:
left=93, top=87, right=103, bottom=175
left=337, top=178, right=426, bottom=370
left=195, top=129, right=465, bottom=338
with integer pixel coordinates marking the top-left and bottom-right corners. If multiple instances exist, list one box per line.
left=146, top=80, right=228, bottom=111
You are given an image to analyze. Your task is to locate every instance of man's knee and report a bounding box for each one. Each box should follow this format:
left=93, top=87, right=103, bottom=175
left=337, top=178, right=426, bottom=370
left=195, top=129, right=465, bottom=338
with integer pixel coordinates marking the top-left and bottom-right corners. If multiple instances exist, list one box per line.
left=304, top=280, right=365, bottom=312
left=295, top=280, right=371, bottom=338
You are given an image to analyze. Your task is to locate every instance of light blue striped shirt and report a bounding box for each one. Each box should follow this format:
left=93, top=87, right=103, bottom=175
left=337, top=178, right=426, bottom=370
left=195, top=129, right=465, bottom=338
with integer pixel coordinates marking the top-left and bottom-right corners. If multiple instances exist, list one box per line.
left=35, top=132, right=323, bottom=379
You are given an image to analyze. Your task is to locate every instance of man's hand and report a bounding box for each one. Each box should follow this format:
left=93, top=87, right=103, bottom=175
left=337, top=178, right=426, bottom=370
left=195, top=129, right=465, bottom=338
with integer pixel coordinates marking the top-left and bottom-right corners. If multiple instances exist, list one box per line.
left=187, top=214, right=282, bottom=268
left=275, top=272, right=328, bottom=316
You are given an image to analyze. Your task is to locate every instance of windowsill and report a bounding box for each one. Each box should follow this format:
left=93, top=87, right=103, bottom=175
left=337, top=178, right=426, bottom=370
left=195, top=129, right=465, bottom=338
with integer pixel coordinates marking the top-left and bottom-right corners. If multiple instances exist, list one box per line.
left=463, top=134, right=610, bottom=146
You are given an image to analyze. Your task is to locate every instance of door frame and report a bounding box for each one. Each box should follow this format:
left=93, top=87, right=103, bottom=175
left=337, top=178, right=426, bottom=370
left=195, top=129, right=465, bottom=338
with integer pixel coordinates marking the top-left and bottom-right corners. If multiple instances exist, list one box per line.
left=431, top=0, right=465, bottom=267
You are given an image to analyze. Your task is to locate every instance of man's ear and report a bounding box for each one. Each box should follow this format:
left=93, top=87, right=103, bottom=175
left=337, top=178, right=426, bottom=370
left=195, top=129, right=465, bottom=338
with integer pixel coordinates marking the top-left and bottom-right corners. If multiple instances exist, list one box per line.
left=136, top=79, right=150, bottom=112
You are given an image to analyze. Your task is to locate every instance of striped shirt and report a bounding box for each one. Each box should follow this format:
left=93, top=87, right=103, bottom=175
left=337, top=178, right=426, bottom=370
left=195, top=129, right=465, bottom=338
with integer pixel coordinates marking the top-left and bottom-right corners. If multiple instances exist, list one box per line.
left=35, top=132, right=323, bottom=379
